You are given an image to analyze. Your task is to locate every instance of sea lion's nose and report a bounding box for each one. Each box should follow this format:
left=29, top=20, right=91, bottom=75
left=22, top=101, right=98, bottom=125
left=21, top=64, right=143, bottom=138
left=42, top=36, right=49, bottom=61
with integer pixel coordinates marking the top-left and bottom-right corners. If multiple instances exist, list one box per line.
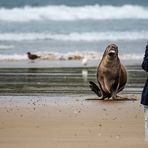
left=109, top=50, right=116, bottom=56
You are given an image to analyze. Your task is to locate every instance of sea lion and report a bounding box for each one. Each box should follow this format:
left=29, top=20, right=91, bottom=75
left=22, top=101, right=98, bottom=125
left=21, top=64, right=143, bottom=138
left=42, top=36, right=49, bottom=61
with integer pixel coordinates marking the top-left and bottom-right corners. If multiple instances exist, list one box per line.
left=89, top=44, right=127, bottom=100
left=27, top=52, right=40, bottom=61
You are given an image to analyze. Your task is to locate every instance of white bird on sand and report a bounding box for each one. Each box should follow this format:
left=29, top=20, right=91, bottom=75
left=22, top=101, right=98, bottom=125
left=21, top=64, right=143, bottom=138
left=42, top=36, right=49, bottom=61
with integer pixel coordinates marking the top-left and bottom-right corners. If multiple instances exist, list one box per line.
left=81, top=57, right=88, bottom=66
left=82, top=69, right=88, bottom=82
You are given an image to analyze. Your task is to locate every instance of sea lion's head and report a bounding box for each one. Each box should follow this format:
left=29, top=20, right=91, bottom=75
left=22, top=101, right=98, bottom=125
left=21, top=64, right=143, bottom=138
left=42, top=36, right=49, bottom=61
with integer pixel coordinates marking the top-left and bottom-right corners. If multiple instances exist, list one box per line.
left=104, top=44, right=118, bottom=60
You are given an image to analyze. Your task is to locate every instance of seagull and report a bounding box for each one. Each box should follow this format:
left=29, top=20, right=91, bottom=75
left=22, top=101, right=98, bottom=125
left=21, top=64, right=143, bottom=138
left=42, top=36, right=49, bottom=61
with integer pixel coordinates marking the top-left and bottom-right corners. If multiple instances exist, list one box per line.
left=27, top=52, right=40, bottom=62
left=81, top=57, right=88, bottom=66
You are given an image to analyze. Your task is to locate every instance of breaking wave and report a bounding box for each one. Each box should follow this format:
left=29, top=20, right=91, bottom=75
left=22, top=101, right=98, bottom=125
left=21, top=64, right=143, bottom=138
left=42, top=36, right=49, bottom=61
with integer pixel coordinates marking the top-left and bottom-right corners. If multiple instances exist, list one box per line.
left=0, top=31, right=147, bottom=41
left=0, top=52, right=143, bottom=61
left=0, top=45, right=14, bottom=49
left=0, top=5, right=148, bottom=22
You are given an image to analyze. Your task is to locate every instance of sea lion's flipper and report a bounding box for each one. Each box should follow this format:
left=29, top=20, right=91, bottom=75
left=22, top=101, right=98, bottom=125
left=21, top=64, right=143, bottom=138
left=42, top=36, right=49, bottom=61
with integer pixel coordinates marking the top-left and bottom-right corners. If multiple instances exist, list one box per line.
left=89, top=81, right=102, bottom=97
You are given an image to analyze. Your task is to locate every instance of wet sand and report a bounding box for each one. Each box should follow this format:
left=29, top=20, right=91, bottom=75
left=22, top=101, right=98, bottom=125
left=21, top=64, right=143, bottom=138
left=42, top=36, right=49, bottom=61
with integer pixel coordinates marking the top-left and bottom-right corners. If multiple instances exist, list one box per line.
left=0, top=95, right=148, bottom=148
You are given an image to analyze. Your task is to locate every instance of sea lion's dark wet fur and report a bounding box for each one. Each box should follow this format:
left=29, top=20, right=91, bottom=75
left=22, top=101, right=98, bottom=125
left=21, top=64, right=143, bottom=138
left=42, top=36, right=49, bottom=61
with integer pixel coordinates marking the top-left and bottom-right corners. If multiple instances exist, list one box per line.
left=89, top=44, right=127, bottom=100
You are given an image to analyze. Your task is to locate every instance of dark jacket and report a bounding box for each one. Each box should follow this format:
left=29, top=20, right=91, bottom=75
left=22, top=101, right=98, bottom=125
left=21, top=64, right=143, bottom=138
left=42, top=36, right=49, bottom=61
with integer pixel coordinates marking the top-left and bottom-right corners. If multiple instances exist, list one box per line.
left=141, top=44, right=148, bottom=106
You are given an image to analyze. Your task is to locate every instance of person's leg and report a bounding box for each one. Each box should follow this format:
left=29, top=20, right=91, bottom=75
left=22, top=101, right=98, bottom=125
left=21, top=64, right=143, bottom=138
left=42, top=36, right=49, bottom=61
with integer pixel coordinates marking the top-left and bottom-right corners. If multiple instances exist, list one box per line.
left=144, top=105, right=148, bottom=141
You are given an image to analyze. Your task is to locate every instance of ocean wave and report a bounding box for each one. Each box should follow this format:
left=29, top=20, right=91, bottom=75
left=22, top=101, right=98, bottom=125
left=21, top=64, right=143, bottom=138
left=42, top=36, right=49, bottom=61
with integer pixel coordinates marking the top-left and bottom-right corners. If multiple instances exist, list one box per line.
left=0, top=45, right=14, bottom=49
left=0, top=52, right=143, bottom=61
left=0, top=31, right=147, bottom=41
left=0, top=54, right=27, bottom=61
left=0, top=5, right=148, bottom=22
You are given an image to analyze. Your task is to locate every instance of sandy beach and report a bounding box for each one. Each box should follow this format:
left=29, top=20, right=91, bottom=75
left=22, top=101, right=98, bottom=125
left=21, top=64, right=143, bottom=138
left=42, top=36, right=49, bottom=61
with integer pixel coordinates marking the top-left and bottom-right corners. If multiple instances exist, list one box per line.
left=0, top=62, right=147, bottom=148
left=0, top=95, right=148, bottom=148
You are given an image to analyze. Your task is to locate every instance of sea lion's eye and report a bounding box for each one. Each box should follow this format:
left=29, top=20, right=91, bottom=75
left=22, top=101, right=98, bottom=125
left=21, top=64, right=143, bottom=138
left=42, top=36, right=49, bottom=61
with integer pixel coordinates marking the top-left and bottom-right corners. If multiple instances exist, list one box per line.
left=107, top=45, right=111, bottom=50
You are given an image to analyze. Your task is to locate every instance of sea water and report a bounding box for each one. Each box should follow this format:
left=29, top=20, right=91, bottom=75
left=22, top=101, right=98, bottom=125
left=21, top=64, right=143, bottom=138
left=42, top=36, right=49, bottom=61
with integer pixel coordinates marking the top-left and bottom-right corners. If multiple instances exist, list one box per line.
left=0, top=0, right=147, bottom=63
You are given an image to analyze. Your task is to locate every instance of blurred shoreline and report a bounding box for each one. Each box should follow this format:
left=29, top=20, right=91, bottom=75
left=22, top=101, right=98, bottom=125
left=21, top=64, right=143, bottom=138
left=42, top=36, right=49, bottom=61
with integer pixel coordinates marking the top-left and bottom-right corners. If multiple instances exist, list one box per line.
left=0, top=59, right=142, bottom=68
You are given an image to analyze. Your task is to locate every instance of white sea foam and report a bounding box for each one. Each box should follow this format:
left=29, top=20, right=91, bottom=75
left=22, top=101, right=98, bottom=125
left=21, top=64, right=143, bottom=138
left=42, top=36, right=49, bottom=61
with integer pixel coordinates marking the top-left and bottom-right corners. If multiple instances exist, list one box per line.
left=0, top=52, right=143, bottom=61
left=120, top=53, right=143, bottom=60
left=0, top=45, right=14, bottom=49
left=0, top=5, right=148, bottom=22
left=0, top=54, right=27, bottom=61
left=0, top=31, right=147, bottom=41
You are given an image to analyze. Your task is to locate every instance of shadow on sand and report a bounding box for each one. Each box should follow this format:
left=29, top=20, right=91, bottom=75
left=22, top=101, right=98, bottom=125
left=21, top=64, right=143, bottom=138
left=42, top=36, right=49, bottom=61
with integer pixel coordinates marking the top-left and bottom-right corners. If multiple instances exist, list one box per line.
left=86, top=96, right=137, bottom=101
